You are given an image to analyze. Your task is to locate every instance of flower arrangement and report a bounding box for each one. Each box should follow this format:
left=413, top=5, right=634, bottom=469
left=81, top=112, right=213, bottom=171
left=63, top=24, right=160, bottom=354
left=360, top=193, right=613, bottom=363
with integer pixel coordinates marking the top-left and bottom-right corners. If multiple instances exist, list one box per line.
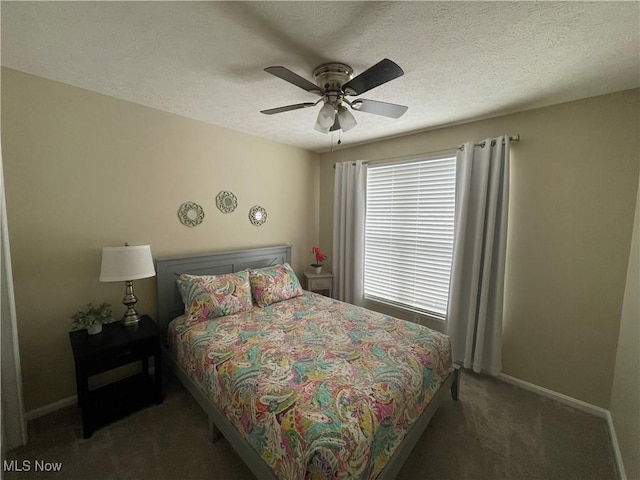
left=310, top=246, right=327, bottom=267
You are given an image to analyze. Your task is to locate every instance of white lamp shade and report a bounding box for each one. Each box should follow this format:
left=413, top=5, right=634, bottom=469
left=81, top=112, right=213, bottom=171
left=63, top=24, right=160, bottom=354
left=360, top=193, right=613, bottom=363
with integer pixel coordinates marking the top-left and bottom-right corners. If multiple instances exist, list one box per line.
left=338, top=107, right=357, bottom=132
left=99, top=245, right=156, bottom=282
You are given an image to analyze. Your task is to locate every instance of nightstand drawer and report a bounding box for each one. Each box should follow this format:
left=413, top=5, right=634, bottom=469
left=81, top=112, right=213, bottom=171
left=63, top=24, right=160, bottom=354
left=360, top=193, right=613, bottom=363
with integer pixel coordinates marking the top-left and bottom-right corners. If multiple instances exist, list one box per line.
left=309, top=278, right=331, bottom=289
left=303, top=272, right=333, bottom=298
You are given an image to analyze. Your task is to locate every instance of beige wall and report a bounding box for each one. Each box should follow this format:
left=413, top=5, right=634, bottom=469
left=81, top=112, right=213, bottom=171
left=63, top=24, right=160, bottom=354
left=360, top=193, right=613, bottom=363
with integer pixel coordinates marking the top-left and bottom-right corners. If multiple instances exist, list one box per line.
left=1, top=68, right=320, bottom=411
left=3, top=64, right=638, bottom=414
left=319, top=89, right=640, bottom=408
left=610, top=169, right=639, bottom=480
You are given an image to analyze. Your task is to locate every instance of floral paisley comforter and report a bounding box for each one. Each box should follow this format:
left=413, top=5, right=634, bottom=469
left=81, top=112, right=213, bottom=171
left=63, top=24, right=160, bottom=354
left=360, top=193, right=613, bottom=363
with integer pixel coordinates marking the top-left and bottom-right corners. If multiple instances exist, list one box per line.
left=168, top=292, right=452, bottom=480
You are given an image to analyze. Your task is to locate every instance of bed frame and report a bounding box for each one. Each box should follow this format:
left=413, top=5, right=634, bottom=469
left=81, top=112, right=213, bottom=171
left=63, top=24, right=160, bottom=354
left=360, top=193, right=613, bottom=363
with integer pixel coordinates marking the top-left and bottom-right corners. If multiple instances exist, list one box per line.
left=155, top=245, right=459, bottom=480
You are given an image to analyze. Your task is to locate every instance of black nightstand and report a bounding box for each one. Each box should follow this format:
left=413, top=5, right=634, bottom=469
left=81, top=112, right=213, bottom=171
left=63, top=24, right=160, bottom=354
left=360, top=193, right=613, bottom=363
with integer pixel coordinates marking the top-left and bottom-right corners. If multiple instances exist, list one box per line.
left=69, top=315, right=163, bottom=438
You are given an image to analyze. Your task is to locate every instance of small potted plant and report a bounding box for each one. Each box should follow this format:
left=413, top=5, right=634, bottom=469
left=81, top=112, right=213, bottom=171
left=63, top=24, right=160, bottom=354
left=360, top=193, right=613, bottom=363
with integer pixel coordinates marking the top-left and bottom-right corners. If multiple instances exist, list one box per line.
left=310, top=246, right=327, bottom=274
left=71, top=303, right=113, bottom=335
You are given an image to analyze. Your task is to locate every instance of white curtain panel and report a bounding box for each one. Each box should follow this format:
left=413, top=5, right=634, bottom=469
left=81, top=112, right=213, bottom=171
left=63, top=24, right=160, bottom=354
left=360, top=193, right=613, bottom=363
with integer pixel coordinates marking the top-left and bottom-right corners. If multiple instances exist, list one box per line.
left=446, top=136, right=510, bottom=375
left=332, top=161, right=367, bottom=305
left=1, top=146, right=27, bottom=450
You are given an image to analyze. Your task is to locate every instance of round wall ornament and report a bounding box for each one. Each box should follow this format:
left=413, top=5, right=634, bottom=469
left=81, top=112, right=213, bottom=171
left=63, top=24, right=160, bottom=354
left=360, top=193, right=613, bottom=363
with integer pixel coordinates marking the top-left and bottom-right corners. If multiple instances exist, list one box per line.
left=249, top=205, right=267, bottom=226
left=178, top=201, right=205, bottom=227
left=216, top=191, right=238, bottom=213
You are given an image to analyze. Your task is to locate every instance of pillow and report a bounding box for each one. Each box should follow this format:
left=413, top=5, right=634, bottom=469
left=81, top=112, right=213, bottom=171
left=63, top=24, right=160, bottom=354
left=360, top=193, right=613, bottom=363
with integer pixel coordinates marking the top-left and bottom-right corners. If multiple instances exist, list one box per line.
left=249, top=263, right=304, bottom=307
left=177, top=270, right=253, bottom=324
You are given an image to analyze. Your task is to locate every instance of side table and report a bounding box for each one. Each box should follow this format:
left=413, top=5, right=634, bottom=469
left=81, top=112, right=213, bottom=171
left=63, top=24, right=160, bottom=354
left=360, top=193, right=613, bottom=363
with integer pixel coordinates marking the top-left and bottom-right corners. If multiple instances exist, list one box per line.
left=69, top=315, right=163, bottom=438
left=303, top=271, right=333, bottom=298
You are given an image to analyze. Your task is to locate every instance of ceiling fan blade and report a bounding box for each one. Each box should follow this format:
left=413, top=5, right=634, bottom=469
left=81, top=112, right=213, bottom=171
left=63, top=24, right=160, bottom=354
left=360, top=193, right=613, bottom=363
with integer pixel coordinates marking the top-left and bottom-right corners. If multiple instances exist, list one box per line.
left=342, top=59, right=404, bottom=96
left=260, top=103, right=316, bottom=115
left=351, top=99, right=408, bottom=118
left=264, top=66, right=321, bottom=94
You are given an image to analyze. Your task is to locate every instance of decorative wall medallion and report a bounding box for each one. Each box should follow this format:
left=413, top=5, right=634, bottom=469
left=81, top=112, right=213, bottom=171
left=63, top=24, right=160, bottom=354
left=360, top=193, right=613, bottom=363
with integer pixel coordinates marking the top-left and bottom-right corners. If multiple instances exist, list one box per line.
left=249, top=205, right=267, bottom=226
left=178, top=201, right=205, bottom=227
left=216, top=191, right=238, bottom=213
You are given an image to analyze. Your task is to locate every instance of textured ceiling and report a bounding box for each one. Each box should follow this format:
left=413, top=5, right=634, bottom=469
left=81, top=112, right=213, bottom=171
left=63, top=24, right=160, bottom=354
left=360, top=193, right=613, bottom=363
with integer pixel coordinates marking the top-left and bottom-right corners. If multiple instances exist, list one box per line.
left=2, top=1, right=639, bottom=153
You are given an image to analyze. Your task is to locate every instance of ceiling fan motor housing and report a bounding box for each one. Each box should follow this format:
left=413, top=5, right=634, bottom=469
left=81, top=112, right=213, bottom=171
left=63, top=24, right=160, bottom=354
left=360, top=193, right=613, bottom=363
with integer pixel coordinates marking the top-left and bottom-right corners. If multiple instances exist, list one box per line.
left=313, top=63, right=353, bottom=106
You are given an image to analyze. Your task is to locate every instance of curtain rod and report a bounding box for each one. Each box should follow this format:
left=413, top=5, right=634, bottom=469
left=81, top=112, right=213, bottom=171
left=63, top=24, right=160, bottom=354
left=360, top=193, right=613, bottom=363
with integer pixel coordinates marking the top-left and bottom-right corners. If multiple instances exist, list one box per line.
left=464, top=134, right=520, bottom=150
left=333, top=134, right=520, bottom=168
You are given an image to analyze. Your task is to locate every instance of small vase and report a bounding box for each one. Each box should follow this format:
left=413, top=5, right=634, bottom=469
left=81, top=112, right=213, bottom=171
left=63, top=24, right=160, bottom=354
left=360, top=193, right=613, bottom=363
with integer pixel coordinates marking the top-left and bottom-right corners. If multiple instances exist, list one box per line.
left=312, top=266, right=322, bottom=274
left=87, top=323, right=103, bottom=335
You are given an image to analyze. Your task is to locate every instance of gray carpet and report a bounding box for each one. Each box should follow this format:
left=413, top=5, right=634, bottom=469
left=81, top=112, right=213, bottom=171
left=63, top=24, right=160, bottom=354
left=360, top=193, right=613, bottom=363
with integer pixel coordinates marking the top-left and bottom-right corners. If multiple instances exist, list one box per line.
left=5, top=370, right=617, bottom=480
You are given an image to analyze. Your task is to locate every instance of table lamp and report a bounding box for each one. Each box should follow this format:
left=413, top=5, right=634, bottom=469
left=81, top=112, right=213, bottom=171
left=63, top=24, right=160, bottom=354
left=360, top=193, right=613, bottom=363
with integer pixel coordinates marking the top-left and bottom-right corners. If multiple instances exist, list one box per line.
left=99, top=244, right=156, bottom=326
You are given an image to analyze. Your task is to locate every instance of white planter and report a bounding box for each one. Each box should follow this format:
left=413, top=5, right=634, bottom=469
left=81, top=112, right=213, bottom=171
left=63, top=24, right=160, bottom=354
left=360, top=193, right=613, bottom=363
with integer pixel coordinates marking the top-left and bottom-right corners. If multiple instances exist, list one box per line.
left=87, top=323, right=103, bottom=335
left=312, top=266, right=322, bottom=274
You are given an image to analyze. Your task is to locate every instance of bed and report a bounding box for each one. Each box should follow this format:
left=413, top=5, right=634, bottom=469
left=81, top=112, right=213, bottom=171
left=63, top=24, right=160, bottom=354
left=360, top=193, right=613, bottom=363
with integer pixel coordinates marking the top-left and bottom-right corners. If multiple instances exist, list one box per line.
left=156, top=245, right=459, bottom=480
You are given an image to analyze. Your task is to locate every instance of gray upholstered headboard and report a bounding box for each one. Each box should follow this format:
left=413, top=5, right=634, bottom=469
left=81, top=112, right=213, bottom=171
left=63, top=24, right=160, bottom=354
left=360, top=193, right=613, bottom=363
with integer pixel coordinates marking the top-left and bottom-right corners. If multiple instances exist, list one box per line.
left=155, top=245, right=292, bottom=334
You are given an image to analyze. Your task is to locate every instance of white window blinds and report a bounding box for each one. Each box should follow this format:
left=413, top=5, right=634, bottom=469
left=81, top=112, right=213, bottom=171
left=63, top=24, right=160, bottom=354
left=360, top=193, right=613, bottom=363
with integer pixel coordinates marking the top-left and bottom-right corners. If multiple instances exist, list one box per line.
left=364, top=155, right=456, bottom=318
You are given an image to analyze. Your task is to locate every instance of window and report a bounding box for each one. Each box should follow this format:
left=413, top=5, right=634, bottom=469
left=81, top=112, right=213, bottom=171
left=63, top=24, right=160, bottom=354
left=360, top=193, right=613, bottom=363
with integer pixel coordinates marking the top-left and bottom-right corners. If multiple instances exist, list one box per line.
left=364, top=155, right=456, bottom=319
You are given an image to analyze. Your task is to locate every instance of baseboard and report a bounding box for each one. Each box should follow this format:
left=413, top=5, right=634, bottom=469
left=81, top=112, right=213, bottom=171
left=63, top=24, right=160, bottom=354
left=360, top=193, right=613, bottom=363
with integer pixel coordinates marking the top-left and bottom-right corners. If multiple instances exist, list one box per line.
left=498, top=372, right=608, bottom=417
left=605, top=411, right=628, bottom=480
left=25, top=395, right=77, bottom=421
left=499, top=372, right=627, bottom=480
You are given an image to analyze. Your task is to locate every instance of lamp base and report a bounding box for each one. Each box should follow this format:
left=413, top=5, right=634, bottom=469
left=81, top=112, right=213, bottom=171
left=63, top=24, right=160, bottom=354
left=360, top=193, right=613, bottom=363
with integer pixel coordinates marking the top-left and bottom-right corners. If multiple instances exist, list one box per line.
left=121, top=280, right=141, bottom=326
left=122, top=310, right=141, bottom=326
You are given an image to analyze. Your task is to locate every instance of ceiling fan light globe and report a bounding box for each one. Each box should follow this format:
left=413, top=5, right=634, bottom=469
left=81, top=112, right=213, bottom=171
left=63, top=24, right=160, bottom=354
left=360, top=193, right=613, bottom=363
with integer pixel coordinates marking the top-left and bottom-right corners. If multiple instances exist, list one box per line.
left=314, top=120, right=330, bottom=134
left=316, top=103, right=336, bottom=128
left=338, top=108, right=357, bottom=132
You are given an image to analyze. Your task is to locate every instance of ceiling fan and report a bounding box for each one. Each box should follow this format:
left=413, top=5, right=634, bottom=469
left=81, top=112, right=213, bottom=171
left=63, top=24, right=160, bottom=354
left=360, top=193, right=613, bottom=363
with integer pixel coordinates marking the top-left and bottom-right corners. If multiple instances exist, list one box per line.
left=260, top=59, right=408, bottom=134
